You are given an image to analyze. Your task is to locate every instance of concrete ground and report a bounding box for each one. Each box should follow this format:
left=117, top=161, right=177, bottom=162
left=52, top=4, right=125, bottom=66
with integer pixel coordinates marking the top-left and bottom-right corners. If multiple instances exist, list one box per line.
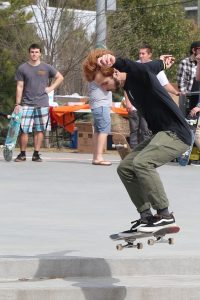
left=0, top=148, right=199, bottom=258
left=0, top=148, right=199, bottom=299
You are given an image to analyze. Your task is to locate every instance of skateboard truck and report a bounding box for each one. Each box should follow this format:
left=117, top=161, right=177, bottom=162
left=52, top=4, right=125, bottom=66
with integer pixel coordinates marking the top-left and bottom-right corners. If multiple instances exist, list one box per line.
left=116, top=240, right=143, bottom=251
left=112, top=143, right=128, bottom=149
left=147, top=236, right=174, bottom=246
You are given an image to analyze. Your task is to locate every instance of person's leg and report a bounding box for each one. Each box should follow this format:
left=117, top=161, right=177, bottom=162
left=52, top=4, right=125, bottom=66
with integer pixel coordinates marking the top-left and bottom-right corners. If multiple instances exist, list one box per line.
left=15, top=106, right=34, bottom=162
left=92, top=132, right=108, bottom=162
left=19, top=132, right=29, bottom=151
left=118, top=131, right=189, bottom=235
left=32, top=107, right=50, bottom=162
left=139, top=115, right=152, bottom=143
left=117, top=138, right=152, bottom=213
left=92, top=106, right=111, bottom=165
left=132, top=131, right=189, bottom=232
left=128, top=110, right=139, bottom=149
left=132, top=132, right=188, bottom=211
left=33, top=131, right=44, bottom=151
left=195, top=117, right=200, bottom=149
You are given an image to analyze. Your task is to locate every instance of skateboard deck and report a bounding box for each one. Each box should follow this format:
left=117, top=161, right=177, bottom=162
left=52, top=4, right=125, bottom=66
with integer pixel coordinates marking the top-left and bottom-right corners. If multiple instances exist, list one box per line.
left=178, top=117, right=198, bottom=166
left=2, top=110, right=22, bottom=161
left=110, top=225, right=180, bottom=250
left=112, top=132, right=131, bottom=159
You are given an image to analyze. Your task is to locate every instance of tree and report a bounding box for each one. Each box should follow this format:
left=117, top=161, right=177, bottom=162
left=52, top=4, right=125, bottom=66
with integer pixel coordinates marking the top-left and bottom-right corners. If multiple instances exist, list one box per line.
left=0, top=0, right=39, bottom=113
left=107, top=0, right=200, bottom=81
left=49, top=0, right=95, bottom=10
left=30, top=0, right=95, bottom=95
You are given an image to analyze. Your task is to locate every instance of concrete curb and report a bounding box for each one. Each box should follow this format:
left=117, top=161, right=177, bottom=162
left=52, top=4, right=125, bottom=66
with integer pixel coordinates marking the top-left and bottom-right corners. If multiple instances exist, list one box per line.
left=0, top=256, right=200, bottom=280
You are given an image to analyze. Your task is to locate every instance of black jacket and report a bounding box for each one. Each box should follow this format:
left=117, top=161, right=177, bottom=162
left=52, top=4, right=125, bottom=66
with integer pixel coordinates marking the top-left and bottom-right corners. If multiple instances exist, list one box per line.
left=113, top=58, right=192, bottom=145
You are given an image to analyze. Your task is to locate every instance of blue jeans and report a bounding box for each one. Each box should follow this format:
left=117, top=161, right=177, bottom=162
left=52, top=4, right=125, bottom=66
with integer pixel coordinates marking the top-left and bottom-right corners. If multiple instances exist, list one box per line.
left=92, top=106, right=111, bottom=134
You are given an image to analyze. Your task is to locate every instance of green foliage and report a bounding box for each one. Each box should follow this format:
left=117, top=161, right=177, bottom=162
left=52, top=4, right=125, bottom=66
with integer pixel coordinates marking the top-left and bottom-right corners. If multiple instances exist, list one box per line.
left=0, top=0, right=40, bottom=130
left=49, top=0, right=95, bottom=10
left=107, top=0, right=200, bottom=81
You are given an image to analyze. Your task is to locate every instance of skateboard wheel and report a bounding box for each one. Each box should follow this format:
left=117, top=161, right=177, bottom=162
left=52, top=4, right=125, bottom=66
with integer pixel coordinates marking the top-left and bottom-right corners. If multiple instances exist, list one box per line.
left=137, top=242, right=143, bottom=249
left=148, top=239, right=155, bottom=246
left=3, top=148, right=13, bottom=162
left=116, top=244, right=123, bottom=251
left=168, top=238, right=174, bottom=245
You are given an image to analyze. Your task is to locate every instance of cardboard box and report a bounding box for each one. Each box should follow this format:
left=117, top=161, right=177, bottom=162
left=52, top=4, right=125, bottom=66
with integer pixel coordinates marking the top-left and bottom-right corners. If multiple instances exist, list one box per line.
left=76, top=122, right=93, bottom=153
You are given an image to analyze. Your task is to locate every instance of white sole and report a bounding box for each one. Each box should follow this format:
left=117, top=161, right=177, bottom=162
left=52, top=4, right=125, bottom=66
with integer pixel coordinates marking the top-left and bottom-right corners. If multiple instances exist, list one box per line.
left=137, top=223, right=177, bottom=233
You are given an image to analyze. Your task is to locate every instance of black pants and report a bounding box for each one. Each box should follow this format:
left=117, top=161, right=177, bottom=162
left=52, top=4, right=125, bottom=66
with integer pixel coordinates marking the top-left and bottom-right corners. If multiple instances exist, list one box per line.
left=128, top=110, right=151, bottom=149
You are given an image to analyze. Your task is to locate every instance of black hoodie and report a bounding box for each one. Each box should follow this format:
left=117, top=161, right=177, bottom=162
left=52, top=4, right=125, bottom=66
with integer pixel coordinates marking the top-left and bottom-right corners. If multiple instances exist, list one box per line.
left=113, top=58, right=192, bottom=145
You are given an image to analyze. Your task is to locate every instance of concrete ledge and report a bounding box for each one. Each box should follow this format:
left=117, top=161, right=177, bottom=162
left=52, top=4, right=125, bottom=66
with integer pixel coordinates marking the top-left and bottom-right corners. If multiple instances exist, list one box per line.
left=0, top=256, right=200, bottom=280
left=0, top=275, right=200, bottom=300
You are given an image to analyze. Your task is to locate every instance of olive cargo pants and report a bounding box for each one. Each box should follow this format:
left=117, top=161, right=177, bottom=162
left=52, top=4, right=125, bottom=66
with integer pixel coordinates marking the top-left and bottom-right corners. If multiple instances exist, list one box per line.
left=117, top=131, right=189, bottom=213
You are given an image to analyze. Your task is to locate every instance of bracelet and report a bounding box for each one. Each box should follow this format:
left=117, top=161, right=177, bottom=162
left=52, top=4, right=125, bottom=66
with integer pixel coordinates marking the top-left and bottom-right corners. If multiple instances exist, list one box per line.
left=15, top=104, right=21, bottom=106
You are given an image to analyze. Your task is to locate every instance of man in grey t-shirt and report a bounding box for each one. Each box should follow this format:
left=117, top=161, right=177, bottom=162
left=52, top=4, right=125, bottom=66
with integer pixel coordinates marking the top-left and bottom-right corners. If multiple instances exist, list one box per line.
left=14, top=43, right=63, bottom=162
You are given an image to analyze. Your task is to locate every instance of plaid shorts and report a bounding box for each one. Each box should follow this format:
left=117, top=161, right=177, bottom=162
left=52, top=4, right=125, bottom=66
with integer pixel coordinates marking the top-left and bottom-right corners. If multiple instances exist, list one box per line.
left=20, top=106, right=51, bottom=133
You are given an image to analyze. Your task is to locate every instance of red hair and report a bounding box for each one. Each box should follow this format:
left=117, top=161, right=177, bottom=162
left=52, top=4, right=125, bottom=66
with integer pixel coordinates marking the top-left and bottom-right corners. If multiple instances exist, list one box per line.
left=83, top=49, right=114, bottom=82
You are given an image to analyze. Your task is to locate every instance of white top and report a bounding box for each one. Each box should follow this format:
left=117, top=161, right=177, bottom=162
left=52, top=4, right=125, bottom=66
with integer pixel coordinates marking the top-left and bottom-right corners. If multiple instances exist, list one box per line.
left=137, top=60, right=169, bottom=86
left=88, top=82, right=112, bottom=109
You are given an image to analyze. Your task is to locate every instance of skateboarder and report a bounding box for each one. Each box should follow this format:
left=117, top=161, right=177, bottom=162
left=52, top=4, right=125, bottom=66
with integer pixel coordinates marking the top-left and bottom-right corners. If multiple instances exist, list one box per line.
left=83, top=49, right=192, bottom=235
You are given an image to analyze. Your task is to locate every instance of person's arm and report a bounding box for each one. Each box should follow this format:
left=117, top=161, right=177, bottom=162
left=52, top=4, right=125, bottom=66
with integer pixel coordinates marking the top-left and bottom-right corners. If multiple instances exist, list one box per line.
left=97, top=54, right=174, bottom=79
left=14, top=80, right=24, bottom=113
left=97, top=54, right=163, bottom=77
left=164, top=83, right=180, bottom=96
left=190, top=106, right=200, bottom=117
left=124, top=91, right=135, bottom=112
left=195, top=54, right=200, bottom=81
left=156, top=70, right=179, bottom=96
left=45, top=71, right=63, bottom=94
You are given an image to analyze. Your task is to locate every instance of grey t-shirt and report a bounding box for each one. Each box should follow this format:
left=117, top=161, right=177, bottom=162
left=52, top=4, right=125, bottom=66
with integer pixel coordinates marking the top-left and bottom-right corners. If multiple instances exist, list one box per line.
left=88, top=82, right=112, bottom=109
left=15, top=62, right=57, bottom=107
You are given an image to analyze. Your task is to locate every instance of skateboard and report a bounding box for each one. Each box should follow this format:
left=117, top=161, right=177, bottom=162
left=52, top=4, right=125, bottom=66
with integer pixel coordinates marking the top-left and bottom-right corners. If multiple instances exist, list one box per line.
left=110, top=225, right=180, bottom=251
left=178, top=117, right=199, bottom=166
left=1, top=109, right=22, bottom=161
left=112, top=132, right=131, bottom=159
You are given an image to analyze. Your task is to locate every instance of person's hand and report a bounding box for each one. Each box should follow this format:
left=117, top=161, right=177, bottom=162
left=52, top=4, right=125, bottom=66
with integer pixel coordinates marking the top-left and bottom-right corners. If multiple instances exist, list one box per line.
left=174, top=91, right=181, bottom=96
left=14, top=104, right=21, bottom=114
left=45, top=87, right=51, bottom=94
left=160, top=55, right=175, bottom=69
left=195, top=54, right=200, bottom=62
left=126, top=104, right=134, bottom=112
left=97, top=54, right=116, bottom=67
left=190, top=106, right=200, bottom=117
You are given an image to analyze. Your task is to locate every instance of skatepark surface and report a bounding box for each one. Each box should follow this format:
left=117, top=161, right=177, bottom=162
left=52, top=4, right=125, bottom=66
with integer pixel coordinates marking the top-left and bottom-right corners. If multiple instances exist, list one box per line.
left=0, top=149, right=199, bottom=299
left=0, top=149, right=198, bottom=258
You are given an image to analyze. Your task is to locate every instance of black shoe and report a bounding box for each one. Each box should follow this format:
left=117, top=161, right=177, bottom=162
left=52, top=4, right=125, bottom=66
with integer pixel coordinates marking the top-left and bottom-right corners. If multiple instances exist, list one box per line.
left=118, top=219, right=149, bottom=238
left=14, top=153, right=26, bottom=162
left=191, top=160, right=200, bottom=166
left=137, top=213, right=176, bottom=233
left=32, top=153, right=42, bottom=162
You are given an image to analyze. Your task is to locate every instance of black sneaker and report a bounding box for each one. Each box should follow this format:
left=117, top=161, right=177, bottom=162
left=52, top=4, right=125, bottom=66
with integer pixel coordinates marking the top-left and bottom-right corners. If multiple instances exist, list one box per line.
left=32, top=153, right=42, bottom=162
left=14, top=153, right=26, bottom=162
left=191, top=160, right=200, bottom=166
left=137, top=213, right=176, bottom=233
left=118, top=219, right=149, bottom=238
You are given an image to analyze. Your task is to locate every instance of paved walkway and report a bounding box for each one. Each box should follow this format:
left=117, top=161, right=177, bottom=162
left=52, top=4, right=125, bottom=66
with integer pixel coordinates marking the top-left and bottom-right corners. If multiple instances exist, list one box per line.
left=0, top=149, right=199, bottom=260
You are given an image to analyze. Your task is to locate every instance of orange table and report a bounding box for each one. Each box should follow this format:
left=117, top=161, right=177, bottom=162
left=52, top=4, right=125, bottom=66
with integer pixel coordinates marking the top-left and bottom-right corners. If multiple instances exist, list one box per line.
left=51, top=104, right=128, bottom=133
